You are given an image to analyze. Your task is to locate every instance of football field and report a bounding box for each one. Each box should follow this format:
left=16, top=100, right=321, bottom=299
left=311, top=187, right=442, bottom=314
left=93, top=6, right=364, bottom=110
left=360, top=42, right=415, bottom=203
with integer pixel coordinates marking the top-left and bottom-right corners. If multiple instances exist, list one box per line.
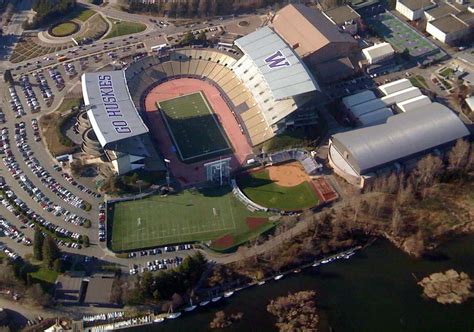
left=158, top=92, right=231, bottom=162
left=109, top=187, right=272, bottom=251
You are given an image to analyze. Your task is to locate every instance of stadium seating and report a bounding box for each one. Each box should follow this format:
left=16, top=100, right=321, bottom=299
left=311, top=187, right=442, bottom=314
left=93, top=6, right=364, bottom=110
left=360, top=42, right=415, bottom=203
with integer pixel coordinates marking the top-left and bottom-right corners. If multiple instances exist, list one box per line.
left=124, top=48, right=274, bottom=147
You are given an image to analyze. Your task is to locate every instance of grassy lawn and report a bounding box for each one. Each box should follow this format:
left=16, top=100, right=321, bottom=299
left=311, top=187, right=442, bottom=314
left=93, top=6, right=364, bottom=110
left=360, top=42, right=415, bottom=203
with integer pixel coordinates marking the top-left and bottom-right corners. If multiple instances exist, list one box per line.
left=158, top=92, right=231, bottom=161
left=109, top=186, right=271, bottom=251
left=237, top=170, right=319, bottom=211
left=440, top=67, right=454, bottom=78
left=29, top=266, right=59, bottom=284
left=39, top=98, right=82, bottom=157
left=51, top=22, right=78, bottom=37
left=409, top=75, right=428, bottom=89
left=65, top=6, right=96, bottom=22
left=104, top=18, right=146, bottom=39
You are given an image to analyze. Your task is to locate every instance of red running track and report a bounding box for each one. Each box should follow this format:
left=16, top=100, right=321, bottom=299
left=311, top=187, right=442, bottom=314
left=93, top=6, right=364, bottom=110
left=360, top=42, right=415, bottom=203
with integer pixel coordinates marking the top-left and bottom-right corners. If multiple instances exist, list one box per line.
left=144, top=78, right=253, bottom=186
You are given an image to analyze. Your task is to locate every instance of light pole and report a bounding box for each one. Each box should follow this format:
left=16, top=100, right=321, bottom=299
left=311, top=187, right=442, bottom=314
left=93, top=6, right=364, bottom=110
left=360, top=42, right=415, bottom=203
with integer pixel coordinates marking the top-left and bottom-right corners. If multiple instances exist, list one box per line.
left=164, top=158, right=171, bottom=190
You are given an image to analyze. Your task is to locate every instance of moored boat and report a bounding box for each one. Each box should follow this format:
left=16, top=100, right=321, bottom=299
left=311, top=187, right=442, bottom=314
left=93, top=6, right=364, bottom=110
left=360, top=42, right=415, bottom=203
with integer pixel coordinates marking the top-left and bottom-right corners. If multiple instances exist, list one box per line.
left=167, top=312, right=181, bottom=319
left=199, top=300, right=210, bottom=306
left=184, top=305, right=197, bottom=312
left=224, top=291, right=234, bottom=298
left=274, top=274, right=283, bottom=281
left=211, top=296, right=222, bottom=302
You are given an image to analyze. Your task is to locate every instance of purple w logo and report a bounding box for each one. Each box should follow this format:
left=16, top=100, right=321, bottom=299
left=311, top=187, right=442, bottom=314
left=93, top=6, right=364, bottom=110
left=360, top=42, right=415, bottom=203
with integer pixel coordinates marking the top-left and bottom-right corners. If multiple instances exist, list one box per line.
left=264, top=50, right=290, bottom=69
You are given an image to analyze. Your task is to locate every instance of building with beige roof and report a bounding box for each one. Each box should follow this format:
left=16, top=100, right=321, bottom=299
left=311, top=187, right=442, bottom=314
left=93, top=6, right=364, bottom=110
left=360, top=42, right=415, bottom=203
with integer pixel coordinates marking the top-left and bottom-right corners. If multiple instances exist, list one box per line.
left=271, top=4, right=358, bottom=66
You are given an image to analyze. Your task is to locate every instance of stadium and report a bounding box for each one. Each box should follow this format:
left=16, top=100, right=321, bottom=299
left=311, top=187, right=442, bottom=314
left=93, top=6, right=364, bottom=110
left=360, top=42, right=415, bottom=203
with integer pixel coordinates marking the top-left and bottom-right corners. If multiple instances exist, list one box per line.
left=79, top=23, right=333, bottom=252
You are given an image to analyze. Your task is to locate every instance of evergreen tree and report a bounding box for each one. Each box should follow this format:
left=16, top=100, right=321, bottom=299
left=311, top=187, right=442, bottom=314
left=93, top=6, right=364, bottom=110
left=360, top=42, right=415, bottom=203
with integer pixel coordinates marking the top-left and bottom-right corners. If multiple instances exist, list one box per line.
left=3, top=69, right=13, bottom=85
left=33, top=226, right=44, bottom=261
left=42, top=236, right=61, bottom=268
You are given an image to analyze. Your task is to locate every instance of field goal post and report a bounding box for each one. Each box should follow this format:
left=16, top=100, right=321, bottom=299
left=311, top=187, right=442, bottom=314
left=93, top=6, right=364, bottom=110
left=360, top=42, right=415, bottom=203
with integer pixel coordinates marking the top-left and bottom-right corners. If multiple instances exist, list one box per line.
left=204, top=158, right=231, bottom=185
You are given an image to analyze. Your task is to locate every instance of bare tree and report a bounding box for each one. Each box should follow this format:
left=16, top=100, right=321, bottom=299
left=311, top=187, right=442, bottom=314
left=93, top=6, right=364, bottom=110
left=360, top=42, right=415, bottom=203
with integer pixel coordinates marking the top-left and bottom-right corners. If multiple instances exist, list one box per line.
left=448, top=139, right=470, bottom=170
left=416, top=155, right=444, bottom=197
left=198, top=0, right=207, bottom=17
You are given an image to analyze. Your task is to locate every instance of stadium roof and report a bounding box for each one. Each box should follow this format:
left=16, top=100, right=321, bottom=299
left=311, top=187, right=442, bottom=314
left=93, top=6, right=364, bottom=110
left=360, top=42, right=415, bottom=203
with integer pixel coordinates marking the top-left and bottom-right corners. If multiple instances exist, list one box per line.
left=81, top=71, right=149, bottom=148
left=272, top=4, right=356, bottom=58
left=234, top=26, right=319, bottom=100
left=331, top=103, right=469, bottom=174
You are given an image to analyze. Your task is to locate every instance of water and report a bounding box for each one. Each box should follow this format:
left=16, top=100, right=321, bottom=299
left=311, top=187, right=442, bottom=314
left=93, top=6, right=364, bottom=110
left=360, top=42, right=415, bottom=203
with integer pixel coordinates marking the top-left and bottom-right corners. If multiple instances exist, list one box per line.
left=128, top=236, right=474, bottom=331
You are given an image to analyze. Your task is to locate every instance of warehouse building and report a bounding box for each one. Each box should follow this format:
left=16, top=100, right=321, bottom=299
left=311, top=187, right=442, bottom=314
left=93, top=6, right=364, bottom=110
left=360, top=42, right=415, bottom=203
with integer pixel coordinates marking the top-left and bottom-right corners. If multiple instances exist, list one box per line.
left=395, top=0, right=436, bottom=20
left=342, top=90, right=377, bottom=109
left=397, top=95, right=432, bottom=112
left=381, top=86, right=423, bottom=105
left=378, top=78, right=413, bottom=95
left=328, top=102, right=469, bottom=187
left=323, top=5, right=361, bottom=35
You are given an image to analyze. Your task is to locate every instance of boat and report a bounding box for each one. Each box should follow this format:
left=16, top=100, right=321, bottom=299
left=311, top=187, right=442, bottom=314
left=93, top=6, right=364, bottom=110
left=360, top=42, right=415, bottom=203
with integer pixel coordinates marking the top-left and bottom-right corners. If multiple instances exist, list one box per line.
left=258, top=281, right=266, bottom=286
left=199, top=300, right=210, bottom=306
left=274, top=274, right=284, bottom=281
left=167, top=312, right=181, bottom=319
left=293, top=269, right=301, bottom=274
left=211, top=296, right=222, bottom=302
left=321, top=259, right=330, bottom=264
left=223, top=291, right=234, bottom=298
left=344, top=252, right=355, bottom=259
left=312, top=261, right=320, bottom=267
left=153, top=317, right=165, bottom=323
left=184, top=305, right=197, bottom=312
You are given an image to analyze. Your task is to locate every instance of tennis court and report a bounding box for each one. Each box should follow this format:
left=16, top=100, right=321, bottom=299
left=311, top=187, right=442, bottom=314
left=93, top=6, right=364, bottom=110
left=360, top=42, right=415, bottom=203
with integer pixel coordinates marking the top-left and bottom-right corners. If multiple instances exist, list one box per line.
left=368, top=12, right=442, bottom=59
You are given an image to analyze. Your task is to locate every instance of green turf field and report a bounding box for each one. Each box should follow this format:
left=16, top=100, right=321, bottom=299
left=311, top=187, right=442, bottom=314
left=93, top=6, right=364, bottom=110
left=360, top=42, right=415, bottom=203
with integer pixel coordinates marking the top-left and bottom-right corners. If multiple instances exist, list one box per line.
left=104, top=18, right=147, bottom=39
left=238, top=169, right=319, bottom=211
left=158, top=92, right=231, bottom=162
left=109, top=186, right=273, bottom=251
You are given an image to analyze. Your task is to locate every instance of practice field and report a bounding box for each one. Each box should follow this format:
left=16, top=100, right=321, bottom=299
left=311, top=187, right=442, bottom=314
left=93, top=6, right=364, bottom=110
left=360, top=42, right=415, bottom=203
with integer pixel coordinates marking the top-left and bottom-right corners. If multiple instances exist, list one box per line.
left=158, top=92, right=231, bottom=162
left=109, top=187, right=273, bottom=251
left=367, top=12, right=442, bottom=60
left=237, top=166, right=319, bottom=211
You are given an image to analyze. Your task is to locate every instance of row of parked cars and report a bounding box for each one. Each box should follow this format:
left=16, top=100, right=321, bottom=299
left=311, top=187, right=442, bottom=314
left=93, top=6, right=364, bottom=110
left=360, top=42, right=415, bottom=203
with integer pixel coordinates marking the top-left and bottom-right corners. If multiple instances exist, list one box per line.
left=130, top=256, right=184, bottom=274
left=1, top=187, right=82, bottom=248
left=61, top=172, right=101, bottom=198
left=17, top=122, right=86, bottom=210
left=0, top=242, right=20, bottom=261
left=98, top=208, right=105, bottom=242
left=19, top=74, right=40, bottom=113
left=8, top=86, right=26, bottom=118
left=32, top=71, right=53, bottom=107
left=48, top=67, right=65, bottom=91
left=128, top=244, right=193, bottom=258
left=0, top=216, right=31, bottom=246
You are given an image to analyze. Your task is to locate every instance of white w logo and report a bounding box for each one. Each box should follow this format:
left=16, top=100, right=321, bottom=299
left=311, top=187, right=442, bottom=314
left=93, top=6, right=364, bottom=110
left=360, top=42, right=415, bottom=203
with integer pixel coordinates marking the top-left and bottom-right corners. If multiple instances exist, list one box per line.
left=264, top=50, right=290, bottom=69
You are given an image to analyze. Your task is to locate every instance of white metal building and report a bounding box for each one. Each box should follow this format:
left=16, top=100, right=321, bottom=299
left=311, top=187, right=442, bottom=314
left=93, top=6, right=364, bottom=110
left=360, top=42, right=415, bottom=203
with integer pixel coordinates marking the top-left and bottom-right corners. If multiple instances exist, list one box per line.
left=362, top=43, right=395, bottom=64
left=350, top=98, right=387, bottom=118
left=379, top=78, right=413, bottom=95
left=381, top=86, right=422, bottom=106
left=329, top=102, right=469, bottom=187
left=395, top=0, right=436, bottom=20
left=342, top=90, right=377, bottom=109
left=397, top=95, right=432, bottom=112
left=358, top=107, right=393, bottom=127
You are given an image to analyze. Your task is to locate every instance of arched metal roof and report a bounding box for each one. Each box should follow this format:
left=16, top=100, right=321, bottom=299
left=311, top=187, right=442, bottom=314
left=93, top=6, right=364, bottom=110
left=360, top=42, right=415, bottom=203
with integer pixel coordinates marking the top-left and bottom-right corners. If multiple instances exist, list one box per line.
left=331, top=103, right=470, bottom=174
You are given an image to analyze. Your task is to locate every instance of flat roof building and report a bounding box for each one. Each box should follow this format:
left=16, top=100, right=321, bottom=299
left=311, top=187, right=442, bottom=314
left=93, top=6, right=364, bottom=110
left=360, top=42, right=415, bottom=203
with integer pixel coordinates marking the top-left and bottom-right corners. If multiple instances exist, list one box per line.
left=272, top=4, right=358, bottom=66
left=426, top=13, right=472, bottom=44
left=395, top=0, right=436, bottom=20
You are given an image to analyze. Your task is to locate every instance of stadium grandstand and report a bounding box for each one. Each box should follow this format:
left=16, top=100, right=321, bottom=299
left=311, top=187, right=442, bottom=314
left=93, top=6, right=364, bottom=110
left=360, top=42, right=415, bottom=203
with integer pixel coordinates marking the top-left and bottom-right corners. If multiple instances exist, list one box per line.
left=81, top=71, right=165, bottom=175
left=328, top=103, right=470, bottom=188
left=232, top=26, right=320, bottom=145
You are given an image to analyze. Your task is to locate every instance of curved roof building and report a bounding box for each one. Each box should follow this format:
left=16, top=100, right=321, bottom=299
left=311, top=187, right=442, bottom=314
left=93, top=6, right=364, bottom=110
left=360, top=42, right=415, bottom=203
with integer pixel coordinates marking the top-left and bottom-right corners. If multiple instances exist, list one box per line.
left=329, top=103, right=469, bottom=186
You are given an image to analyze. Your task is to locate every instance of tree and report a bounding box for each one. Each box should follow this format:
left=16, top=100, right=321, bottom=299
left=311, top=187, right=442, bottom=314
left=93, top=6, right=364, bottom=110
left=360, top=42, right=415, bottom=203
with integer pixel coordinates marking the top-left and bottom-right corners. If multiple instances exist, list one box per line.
left=181, top=31, right=195, bottom=46
left=209, top=0, right=218, bottom=16
left=81, top=235, right=90, bottom=247
left=33, top=226, right=44, bottom=261
left=53, top=258, right=62, bottom=272
left=42, top=236, right=61, bottom=268
left=415, top=154, right=444, bottom=196
left=3, top=69, right=13, bottom=85
left=267, top=290, right=319, bottom=331
left=197, top=31, right=207, bottom=44
left=448, top=139, right=470, bottom=170
left=198, top=0, right=207, bottom=17
left=26, top=284, right=51, bottom=307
